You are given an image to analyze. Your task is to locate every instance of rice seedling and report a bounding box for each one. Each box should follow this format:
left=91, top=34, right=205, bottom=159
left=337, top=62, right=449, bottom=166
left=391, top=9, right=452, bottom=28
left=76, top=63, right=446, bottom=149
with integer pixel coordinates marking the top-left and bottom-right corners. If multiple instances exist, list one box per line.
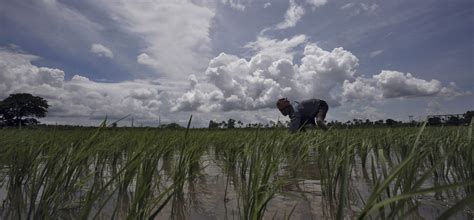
left=0, top=120, right=472, bottom=219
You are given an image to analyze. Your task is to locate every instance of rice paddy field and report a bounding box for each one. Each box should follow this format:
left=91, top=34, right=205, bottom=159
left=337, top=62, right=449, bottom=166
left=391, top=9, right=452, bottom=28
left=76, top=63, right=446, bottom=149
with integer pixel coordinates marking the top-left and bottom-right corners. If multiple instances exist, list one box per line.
left=0, top=119, right=473, bottom=219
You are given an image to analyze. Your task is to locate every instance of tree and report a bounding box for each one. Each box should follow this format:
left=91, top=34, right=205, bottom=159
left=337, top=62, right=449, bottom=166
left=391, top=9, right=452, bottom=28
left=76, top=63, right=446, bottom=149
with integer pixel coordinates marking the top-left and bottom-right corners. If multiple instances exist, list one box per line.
left=219, top=121, right=227, bottom=129
left=227, top=118, right=236, bottom=129
left=364, top=119, right=372, bottom=126
left=385, top=118, right=397, bottom=126
left=428, top=117, right=442, bottom=126
left=160, top=123, right=183, bottom=129
left=0, top=93, right=49, bottom=127
left=208, top=120, right=219, bottom=129
left=464, top=111, right=474, bottom=124
left=446, top=116, right=462, bottom=126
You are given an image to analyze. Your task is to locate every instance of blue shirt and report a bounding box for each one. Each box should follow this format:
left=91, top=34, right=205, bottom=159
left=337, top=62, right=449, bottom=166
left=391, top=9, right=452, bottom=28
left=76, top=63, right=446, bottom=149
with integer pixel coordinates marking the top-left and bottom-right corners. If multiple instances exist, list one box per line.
left=288, top=99, right=321, bottom=133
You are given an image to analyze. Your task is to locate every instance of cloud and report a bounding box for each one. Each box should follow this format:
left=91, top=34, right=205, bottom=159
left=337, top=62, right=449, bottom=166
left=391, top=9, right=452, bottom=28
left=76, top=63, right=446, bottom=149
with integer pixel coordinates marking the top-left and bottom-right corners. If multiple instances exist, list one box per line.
left=90, top=43, right=114, bottom=58
left=306, top=0, right=328, bottom=10
left=244, top=35, right=307, bottom=60
left=275, top=0, right=305, bottom=30
left=221, top=0, right=246, bottom=11
left=342, top=77, right=380, bottom=101
left=341, top=2, right=379, bottom=15
left=341, top=3, right=354, bottom=10
left=136, top=53, right=153, bottom=66
left=360, top=3, right=379, bottom=14
left=342, top=70, right=469, bottom=101
left=173, top=35, right=469, bottom=113
left=369, top=49, right=383, bottom=57
left=1, top=43, right=468, bottom=126
left=1, top=0, right=104, bottom=55
left=100, top=0, right=215, bottom=79
left=0, top=49, right=165, bottom=121
left=374, top=71, right=442, bottom=98
left=172, top=36, right=360, bottom=112
left=263, top=2, right=271, bottom=8
left=439, top=82, right=471, bottom=97
left=349, top=106, right=385, bottom=120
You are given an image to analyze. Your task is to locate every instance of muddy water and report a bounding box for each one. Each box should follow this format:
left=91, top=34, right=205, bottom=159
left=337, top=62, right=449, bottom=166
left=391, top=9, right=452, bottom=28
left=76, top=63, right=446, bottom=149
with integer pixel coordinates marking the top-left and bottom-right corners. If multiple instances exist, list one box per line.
left=1, top=152, right=473, bottom=219
left=151, top=154, right=325, bottom=220
left=148, top=153, right=473, bottom=219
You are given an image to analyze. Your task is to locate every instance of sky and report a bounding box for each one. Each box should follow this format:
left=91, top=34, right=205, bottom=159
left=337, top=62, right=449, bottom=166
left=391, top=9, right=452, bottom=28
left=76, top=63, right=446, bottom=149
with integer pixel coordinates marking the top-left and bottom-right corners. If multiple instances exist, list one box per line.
left=0, top=0, right=473, bottom=127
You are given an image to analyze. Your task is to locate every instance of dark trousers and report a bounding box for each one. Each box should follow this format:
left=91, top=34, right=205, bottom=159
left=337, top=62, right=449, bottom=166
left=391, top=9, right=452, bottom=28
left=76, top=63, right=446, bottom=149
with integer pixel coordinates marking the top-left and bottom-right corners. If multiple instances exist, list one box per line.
left=316, top=100, right=328, bottom=122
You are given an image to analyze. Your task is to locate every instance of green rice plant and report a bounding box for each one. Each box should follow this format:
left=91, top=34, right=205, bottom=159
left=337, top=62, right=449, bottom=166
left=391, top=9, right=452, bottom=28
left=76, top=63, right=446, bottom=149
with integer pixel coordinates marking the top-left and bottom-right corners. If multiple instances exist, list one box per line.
left=0, top=121, right=472, bottom=219
left=353, top=122, right=474, bottom=219
left=233, top=130, right=295, bottom=220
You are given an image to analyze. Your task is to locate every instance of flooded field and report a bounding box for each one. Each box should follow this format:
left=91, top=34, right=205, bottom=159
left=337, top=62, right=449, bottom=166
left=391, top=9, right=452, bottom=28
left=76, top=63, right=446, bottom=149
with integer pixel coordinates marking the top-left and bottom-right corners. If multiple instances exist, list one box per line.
left=0, top=123, right=473, bottom=219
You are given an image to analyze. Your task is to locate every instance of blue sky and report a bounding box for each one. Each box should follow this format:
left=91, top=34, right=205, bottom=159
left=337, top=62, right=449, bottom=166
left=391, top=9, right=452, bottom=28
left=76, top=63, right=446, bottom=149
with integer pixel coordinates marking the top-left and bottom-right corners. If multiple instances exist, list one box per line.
left=0, top=0, right=472, bottom=127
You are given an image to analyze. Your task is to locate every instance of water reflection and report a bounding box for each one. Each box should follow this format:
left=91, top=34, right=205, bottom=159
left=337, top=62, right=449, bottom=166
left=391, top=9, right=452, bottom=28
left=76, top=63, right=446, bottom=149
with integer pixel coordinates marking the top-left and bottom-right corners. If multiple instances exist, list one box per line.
left=1, top=149, right=472, bottom=219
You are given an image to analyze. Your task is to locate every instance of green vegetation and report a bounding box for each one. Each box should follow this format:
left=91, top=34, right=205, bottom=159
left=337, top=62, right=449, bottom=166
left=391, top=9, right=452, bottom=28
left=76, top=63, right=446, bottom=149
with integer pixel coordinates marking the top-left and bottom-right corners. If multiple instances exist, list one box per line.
left=0, top=120, right=473, bottom=219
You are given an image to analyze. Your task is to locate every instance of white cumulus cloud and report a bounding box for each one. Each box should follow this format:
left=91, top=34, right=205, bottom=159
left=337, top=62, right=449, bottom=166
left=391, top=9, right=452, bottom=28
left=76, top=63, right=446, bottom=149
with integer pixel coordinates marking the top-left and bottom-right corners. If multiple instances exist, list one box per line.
left=0, top=49, right=166, bottom=122
left=342, top=70, right=469, bottom=101
left=374, top=71, right=442, bottom=98
left=342, top=77, right=380, bottom=101
left=172, top=36, right=360, bottom=112
left=90, top=43, right=114, bottom=58
left=173, top=35, right=469, bottom=113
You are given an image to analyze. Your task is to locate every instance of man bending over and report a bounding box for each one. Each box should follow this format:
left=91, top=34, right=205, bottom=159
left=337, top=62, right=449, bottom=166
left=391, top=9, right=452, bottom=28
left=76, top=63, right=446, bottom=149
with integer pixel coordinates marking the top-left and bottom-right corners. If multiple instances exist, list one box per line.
left=276, top=98, right=329, bottom=133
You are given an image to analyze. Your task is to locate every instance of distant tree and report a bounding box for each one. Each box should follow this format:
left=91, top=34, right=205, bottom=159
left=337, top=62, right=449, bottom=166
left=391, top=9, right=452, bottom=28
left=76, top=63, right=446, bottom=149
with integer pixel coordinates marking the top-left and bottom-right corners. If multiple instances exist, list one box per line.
left=446, top=116, right=462, bottom=126
left=428, top=117, right=442, bottom=126
left=227, top=118, right=236, bottom=129
left=237, top=120, right=243, bottom=128
left=328, top=120, right=343, bottom=128
left=208, top=120, right=219, bottom=129
left=162, top=123, right=183, bottom=129
left=464, top=111, right=474, bottom=124
left=365, top=119, right=372, bottom=126
left=375, top=120, right=384, bottom=125
left=0, top=93, right=49, bottom=127
left=248, top=123, right=261, bottom=128
left=385, top=119, right=397, bottom=126
left=353, top=119, right=363, bottom=126
left=220, top=121, right=227, bottom=129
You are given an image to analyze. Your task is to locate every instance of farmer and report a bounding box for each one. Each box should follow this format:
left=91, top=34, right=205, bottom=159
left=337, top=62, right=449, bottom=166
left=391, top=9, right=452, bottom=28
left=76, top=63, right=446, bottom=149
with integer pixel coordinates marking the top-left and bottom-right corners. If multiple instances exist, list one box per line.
left=276, top=98, right=329, bottom=133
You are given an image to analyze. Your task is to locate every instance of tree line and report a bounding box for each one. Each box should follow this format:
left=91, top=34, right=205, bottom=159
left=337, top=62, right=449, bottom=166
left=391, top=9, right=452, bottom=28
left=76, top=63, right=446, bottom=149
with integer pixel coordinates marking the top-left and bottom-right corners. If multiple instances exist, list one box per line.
left=208, top=112, right=473, bottom=129
left=1, top=93, right=472, bottom=129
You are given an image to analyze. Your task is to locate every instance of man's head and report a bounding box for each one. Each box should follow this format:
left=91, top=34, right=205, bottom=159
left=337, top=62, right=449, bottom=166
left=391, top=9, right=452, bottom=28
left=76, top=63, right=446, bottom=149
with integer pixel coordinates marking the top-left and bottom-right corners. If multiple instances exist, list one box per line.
left=276, top=98, right=293, bottom=116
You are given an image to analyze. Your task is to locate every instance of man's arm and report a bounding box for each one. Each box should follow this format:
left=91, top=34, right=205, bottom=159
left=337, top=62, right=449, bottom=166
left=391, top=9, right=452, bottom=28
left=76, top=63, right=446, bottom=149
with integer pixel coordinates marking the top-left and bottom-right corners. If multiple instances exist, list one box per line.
left=288, top=115, right=301, bottom=133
